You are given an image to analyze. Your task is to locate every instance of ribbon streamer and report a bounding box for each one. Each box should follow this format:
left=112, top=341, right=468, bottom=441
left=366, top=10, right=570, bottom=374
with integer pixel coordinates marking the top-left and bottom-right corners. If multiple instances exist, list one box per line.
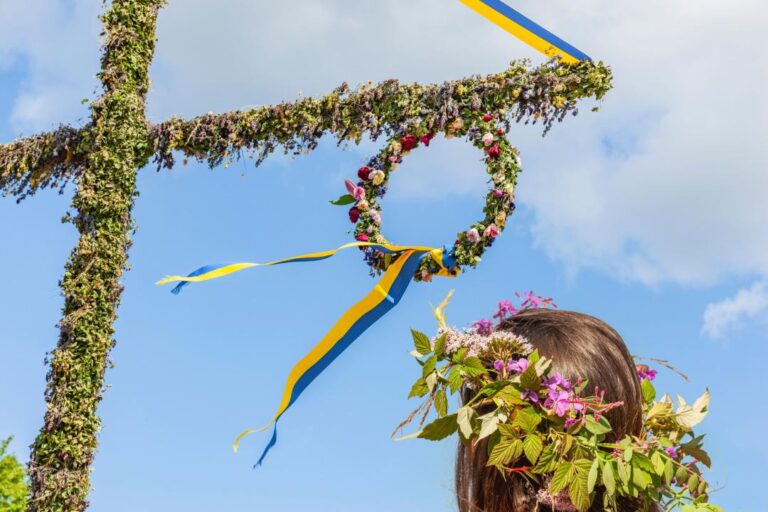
left=459, top=0, right=591, bottom=63
left=157, top=243, right=458, bottom=466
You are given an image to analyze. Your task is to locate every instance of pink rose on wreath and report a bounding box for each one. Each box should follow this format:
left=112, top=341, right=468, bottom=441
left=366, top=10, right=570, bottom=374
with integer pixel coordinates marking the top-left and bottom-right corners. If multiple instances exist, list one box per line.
left=487, top=145, right=501, bottom=159
left=483, top=224, right=499, bottom=238
left=492, top=188, right=506, bottom=198
left=466, top=228, right=481, bottom=244
left=345, top=179, right=366, bottom=201
left=401, top=134, right=418, bottom=151
left=481, top=132, right=495, bottom=147
left=356, top=234, right=369, bottom=242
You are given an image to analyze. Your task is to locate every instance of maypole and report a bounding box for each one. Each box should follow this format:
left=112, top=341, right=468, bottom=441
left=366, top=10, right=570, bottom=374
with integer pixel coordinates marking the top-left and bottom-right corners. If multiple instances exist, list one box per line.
left=25, top=2, right=164, bottom=510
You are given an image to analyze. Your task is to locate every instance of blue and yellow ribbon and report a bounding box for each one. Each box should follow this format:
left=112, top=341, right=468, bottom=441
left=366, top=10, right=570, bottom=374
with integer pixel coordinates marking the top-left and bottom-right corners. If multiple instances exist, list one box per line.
left=157, top=242, right=458, bottom=466
left=459, top=0, right=591, bottom=64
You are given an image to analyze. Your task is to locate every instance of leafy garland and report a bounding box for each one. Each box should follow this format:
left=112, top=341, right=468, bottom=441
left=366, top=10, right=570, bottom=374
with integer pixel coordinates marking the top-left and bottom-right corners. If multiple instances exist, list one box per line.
left=334, top=120, right=520, bottom=280
left=1, top=60, right=612, bottom=202
left=397, top=294, right=721, bottom=512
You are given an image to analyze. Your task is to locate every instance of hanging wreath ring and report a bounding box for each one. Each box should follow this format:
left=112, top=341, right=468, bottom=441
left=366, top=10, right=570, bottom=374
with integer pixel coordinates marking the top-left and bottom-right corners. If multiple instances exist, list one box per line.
left=334, top=112, right=522, bottom=282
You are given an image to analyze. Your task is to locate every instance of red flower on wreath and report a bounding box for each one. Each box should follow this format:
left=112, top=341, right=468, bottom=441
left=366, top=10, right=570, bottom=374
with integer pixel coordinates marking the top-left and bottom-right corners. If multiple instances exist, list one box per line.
left=420, top=132, right=435, bottom=146
left=357, top=166, right=371, bottom=180
left=401, top=134, right=418, bottom=151
left=483, top=114, right=494, bottom=122
left=487, top=145, right=501, bottom=159
left=356, top=234, right=369, bottom=242
left=349, top=207, right=360, bottom=223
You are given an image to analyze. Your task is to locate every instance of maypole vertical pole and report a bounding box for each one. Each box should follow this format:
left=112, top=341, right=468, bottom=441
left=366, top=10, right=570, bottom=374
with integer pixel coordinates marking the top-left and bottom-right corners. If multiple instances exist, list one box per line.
left=26, top=1, right=164, bottom=510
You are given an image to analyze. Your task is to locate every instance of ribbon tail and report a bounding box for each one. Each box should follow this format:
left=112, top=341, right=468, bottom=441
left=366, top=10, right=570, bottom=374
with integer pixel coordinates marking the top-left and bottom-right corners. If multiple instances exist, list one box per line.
left=254, top=425, right=279, bottom=468
left=237, top=250, right=426, bottom=466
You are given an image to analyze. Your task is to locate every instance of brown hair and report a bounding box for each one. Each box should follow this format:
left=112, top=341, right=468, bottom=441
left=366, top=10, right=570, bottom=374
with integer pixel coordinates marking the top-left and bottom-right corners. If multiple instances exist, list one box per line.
left=455, top=309, right=647, bottom=512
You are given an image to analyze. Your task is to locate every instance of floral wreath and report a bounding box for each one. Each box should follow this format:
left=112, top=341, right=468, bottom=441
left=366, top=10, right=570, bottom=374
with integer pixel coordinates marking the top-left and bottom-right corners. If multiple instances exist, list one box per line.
left=395, top=292, right=722, bottom=512
left=332, top=111, right=521, bottom=282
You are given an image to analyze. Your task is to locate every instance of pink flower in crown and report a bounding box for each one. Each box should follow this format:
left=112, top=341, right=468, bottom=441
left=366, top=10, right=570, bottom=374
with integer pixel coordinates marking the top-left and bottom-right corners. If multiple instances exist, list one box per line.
left=543, top=373, right=572, bottom=392
left=545, top=389, right=574, bottom=417
left=471, top=318, right=494, bottom=336
left=518, top=290, right=556, bottom=310
left=521, top=390, right=539, bottom=403
left=356, top=234, right=369, bottom=242
left=564, top=417, right=580, bottom=429
left=494, top=300, right=518, bottom=320
left=507, top=358, right=529, bottom=374
left=636, top=365, right=657, bottom=381
left=369, top=209, right=382, bottom=226
left=481, top=132, right=495, bottom=147
left=345, top=179, right=366, bottom=202
left=492, top=188, right=507, bottom=198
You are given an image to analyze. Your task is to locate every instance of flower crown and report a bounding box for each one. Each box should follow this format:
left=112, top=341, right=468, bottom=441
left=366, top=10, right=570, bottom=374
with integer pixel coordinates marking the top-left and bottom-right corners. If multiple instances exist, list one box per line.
left=395, top=292, right=722, bottom=512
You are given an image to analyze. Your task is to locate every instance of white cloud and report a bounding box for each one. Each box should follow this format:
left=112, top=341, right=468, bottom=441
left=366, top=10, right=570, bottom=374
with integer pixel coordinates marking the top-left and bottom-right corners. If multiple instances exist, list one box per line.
left=702, top=281, right=768, bottom=339
left=0, top=0, right=100, bottom=134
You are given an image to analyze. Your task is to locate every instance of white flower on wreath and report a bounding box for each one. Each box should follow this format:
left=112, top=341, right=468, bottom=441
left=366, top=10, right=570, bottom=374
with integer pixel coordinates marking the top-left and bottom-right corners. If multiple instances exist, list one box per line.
left=482, top=132, right=495, bottom=147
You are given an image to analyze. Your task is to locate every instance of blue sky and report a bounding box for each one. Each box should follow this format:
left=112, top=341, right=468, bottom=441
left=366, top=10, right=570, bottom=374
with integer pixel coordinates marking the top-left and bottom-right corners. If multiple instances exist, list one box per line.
left=1, top=1, right=767, bottom=511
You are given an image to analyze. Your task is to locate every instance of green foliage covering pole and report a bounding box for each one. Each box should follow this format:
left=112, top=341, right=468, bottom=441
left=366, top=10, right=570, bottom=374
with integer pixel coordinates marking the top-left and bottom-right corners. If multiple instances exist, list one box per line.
left=25, top=2, right=164, bottom=511
left=0, top=437, right=29, bottom=512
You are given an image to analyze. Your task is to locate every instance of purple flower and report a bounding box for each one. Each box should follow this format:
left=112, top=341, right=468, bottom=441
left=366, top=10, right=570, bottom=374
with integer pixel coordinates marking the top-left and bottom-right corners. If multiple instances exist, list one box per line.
left=564, top=417, right=580, bottom=429
left=636, top=365, right=657, bottom=381
left=518, top=290, right=555, bottom=310
left=494, top=300, right=518, bottom=320
left=521, top=390, right=539, bottom=403
left=543, top=373, right=572, bottom=392
left=507, top=358, right=529, bottom=374
left=545, top=389, right=573, bottom=417
left=665, top=446, right=679, bottom=459
left=492, top=188, right=507, bottom=198
left=493, top=359, right=506, bottom=373
left=472, top=318, right=494, bottom=336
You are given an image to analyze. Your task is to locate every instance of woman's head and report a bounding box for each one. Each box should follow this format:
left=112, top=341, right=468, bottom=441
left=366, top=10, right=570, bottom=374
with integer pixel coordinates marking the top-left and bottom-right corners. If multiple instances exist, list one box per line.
left=456, top=308, right=644, bottom=512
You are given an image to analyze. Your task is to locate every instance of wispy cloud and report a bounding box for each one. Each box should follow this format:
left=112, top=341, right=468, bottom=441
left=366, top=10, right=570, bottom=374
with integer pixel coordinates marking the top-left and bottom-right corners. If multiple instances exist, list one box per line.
left=0, top=0, right=100, bottom=134
left=702, top=281, right=768, bottom=339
